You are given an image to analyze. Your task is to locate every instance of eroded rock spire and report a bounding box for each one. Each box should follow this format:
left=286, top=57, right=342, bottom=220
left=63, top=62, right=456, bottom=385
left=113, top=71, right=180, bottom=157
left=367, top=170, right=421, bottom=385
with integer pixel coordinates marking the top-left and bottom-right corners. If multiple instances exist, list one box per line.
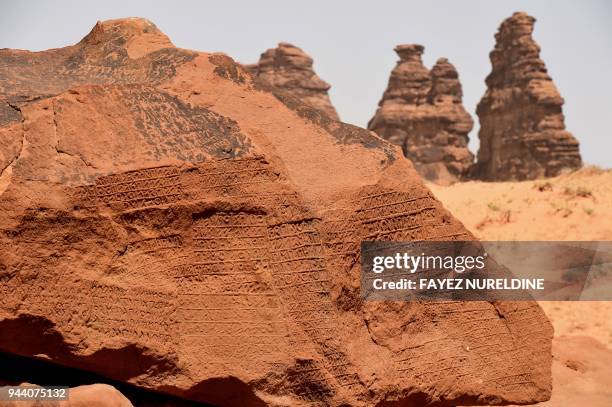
left=245, top=42, right=340, bottom=120
left=472, top=12, right=582, bottom=180
left=368, top=44, right=474, bottom=184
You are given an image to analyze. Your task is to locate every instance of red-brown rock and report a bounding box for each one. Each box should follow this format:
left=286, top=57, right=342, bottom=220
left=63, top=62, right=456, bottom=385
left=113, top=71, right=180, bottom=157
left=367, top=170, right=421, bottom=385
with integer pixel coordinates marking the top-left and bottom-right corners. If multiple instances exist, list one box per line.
left=245, top=42, right=340, bottom=120
left=472, top=12, right=582, bottom=181
left=0, top=18, right=552, bottom=406
left=368, top=45, right=474, bottom=184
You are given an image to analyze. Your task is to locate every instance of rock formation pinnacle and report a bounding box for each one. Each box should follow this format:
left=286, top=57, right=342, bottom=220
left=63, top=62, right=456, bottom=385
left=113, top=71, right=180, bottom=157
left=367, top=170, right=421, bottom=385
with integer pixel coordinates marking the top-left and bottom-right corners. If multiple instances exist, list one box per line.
left=472, top=12, right=582, bottom=180
left=245, top=42, right=340, bottom=120
left=368, top=44, right=474, bottom=184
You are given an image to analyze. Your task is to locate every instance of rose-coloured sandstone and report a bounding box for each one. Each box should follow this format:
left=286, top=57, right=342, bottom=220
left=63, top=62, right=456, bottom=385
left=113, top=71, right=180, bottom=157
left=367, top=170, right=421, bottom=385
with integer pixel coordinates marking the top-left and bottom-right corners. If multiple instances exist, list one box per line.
left=472, top=12, right=582, bottom=181
left=368, top=45, right=474, bottom=184
left=0, top=18, right=552, bottom=406
left=245, top=42, right=340, bottom=120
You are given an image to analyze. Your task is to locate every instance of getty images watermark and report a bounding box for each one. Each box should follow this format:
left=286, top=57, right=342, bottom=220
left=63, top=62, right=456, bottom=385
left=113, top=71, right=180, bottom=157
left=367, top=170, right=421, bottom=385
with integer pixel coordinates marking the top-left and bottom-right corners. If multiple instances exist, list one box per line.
left=361, top=241, right=612, bottom=301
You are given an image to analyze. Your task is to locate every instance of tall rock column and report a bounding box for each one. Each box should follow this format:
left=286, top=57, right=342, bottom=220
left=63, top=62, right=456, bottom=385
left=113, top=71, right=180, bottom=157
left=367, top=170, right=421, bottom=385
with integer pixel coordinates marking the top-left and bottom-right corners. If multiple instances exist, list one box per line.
left=473, top=12, right=582, bottom=180
left=246, top=42, right=340, bottom=120
left=368, top=45, right=474, bottom=184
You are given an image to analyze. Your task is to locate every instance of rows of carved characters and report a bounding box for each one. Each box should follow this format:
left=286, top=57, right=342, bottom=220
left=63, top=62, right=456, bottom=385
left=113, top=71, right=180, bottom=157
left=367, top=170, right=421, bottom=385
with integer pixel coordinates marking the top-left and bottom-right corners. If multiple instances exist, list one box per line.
left=175, top=154, right=341, bottom=385
left=319, top=217, right=360, bottom=279
left=181, top=159, right=311, bottom=223
left=175, top=211, right=293, bottom=374
left=270, top=359, right=347, bottom=403
left=391, top=301, right=547, bottom=396
left=7, top=278, right=176, bottom=349
left=66, top=160, right=359, bottom=387
left=69, top=159, right=307, bottom=223
left=355, top=189, right=470, bottom=240
left=266, top=220, right=363, bottom=394
left=70, top=166, right=183, bottom=211
left=113, top=235, right=186, bottom=293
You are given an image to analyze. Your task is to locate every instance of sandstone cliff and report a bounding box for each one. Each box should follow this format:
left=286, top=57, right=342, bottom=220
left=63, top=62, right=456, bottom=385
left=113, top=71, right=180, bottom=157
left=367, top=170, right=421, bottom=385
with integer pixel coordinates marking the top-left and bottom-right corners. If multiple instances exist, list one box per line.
left=245, top=42, right=340, bottom=120
left=368, top=44, right=474, bottom=184
left=0, top=19, right=552, bottom=406
left=472, top=12, right=582, bottom=180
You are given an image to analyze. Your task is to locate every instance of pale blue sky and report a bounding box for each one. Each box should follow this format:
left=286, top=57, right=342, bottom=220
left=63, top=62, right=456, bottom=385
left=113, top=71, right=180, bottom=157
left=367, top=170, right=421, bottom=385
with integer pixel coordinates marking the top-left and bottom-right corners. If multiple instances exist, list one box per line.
left=2, top=0, right=610, bottom=167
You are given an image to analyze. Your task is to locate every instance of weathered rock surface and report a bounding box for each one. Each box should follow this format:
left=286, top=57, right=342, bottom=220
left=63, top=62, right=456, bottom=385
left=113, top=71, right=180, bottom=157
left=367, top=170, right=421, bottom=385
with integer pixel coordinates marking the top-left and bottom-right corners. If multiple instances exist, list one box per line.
left=368, top=44, right=474, bottom=184
left=0, top=18, right=552, bottom=406
left=472, top=12, right=582, bottom=181
left=245, top=42, right=340, bottom=120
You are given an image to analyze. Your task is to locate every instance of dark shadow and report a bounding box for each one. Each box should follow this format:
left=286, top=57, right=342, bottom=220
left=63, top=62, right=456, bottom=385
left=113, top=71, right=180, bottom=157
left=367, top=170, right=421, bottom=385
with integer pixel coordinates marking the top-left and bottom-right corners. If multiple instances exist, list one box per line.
left=0, top=350, right=209, bottom=406
left=161, top=377, right=267, bottom=407
left=0, top=314, right=177, bottom=381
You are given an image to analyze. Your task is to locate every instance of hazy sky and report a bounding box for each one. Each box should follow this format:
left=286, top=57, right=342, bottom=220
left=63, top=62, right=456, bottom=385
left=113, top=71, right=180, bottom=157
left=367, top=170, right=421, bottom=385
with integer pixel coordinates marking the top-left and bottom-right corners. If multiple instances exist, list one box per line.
left=2, top=0, right=610, bottom=167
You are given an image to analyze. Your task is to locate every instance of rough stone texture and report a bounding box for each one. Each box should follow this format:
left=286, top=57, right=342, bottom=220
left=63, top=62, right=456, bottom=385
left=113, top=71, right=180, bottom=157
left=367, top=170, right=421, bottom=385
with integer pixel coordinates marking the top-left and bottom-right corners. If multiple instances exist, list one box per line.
left=245, top=42, right=340, bottom=120
left=368, top=45, right=474, bottom=184
left=0, top=19, right=552, bottom=406
left=472, top=12, right=582, bottom=181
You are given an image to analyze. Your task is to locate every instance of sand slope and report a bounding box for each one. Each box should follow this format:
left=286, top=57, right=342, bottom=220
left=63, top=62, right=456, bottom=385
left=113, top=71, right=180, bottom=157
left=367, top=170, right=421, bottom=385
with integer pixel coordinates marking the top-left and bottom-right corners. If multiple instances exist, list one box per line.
left=429, top=167, right=612, bottom=241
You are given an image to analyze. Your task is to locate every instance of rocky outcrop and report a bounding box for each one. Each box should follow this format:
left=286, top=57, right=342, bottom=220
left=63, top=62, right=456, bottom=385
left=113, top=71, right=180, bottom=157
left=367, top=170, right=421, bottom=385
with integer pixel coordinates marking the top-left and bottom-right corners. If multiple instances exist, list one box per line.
left=473, top=12, right=582, bottom=180
left=368, top=44, right=474, bottom=184
left=0, top=19, right=552, bottom=406
left=245, top=42, right=340, bottom=120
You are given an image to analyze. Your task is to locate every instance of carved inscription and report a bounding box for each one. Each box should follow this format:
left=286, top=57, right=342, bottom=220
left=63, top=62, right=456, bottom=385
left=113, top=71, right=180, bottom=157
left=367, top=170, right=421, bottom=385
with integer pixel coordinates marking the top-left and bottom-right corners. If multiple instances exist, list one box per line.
left=176, top=212, right=289, bottom=373
left=73, top=166, right=183, bottom=210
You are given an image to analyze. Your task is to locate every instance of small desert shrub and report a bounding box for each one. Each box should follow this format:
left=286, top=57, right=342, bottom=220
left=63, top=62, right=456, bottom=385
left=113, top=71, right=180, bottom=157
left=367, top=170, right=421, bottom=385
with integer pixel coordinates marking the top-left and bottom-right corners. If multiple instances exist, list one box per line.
left=535, top=181, right=553, bottom=192
left=564, top=186, right=592, bottom=198
left=487, top=202, right=500, bottom=211
left=555, top=206, right=573, bottom=217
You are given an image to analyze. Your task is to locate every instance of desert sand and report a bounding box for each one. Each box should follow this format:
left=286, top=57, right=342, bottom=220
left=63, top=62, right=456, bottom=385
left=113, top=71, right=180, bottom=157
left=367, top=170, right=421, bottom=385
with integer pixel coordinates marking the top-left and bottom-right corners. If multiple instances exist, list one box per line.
left=429, top=166, right=612, bottom=242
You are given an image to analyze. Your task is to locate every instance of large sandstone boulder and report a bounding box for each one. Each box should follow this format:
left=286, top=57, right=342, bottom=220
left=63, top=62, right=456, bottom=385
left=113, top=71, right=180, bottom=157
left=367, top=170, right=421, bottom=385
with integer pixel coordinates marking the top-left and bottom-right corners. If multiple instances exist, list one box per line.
left=368, top=44, right=474, bottom=184
left=472, top=12, right=582, bottom=181
left=0, top=18, right=552, bottom=406
left=245, top=42, right=340, bottom=120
